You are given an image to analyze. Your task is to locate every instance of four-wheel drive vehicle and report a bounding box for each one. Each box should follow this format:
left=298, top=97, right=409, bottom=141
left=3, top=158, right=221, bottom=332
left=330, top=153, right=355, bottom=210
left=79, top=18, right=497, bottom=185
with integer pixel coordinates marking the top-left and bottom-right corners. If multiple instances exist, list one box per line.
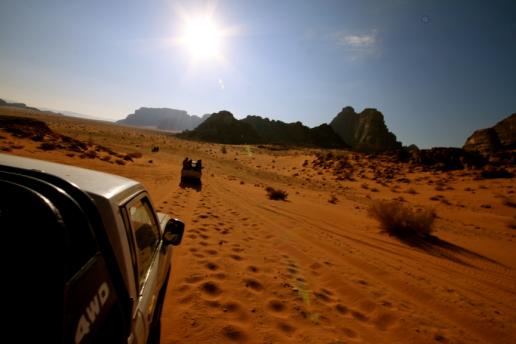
left=180, top=159, right=202, bottom=185
left=0, top=153, right=185, bottom=344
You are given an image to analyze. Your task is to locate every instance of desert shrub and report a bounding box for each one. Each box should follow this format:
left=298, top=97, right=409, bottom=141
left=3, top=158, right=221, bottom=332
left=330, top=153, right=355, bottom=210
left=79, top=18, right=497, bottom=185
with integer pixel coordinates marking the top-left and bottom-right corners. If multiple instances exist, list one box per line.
left=435, top=184, right=446, bottom=191
left=84, top=150, right=97, bottom=159
left=265, top=186, right=288, bottom=201
left=328, top=195, right=338, bottom=204
left=368, top=200, right=435, bottom=238
left=31, top=134, right=44, bottom=141
left=128, top=152, right=142, bottom=158
left=406, top=187, right=418, bottom=194
left=501, top=196, right=516, bottom=208
left=440, top=198, right=451, bottom=205
left=221, top=145, right=227, bottom=154
left=38, top=142, right=56, bottom=151
left=115, top=159, right=126, bottom=165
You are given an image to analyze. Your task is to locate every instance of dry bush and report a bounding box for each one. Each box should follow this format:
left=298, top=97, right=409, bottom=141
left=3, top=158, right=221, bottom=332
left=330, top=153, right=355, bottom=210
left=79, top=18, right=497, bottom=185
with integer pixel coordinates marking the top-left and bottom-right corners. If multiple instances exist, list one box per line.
left=501, top=196, right=516, bottom=208
left=406, top=187, right=418, bottom=194
left=221, top=145, right=227, bottom=154
left=328, top=195, right=338, bottom=204
left=265, top=186, right=288, bottom=201
left=435, top=184, right=446, bottom=191
left=369, top=200, right=435, bottom=238
left=115, top=159, right=126, bottom=166
left=38, top=142, right=56, bottom=151
left=440, top=198, right=451, bottom=205
left=128, top=151, right=142, bottom=158
left=84, top=150, right=97, bottom=159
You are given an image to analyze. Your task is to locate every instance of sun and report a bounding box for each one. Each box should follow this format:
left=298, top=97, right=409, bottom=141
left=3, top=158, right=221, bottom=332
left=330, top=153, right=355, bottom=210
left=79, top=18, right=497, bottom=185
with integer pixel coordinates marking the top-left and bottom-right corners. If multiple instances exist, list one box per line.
left=181, top=16, right=223, bottom=60
left=171, top=4, right=241, bottom=66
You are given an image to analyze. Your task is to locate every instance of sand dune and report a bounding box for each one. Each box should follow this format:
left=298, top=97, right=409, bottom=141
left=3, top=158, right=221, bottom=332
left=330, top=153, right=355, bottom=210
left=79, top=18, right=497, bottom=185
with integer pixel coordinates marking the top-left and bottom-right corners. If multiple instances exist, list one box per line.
left=1, top=111, right=515, bottom=343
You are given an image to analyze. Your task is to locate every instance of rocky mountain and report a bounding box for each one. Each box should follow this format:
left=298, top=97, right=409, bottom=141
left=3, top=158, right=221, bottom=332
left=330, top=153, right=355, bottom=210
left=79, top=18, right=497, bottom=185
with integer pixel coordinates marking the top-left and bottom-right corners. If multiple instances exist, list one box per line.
left=0, top=98, right=42, bottom=112
left=330, top=106, right=401, bottom=153
left=179, top=111, right=261, bottom=144
left=463, top=113, right=516, bottom=153
left=179, top=112, right=347, bottom=148
left=117, top=107, right=208, bottom=131
left=241, top=116, right=346, bottom=148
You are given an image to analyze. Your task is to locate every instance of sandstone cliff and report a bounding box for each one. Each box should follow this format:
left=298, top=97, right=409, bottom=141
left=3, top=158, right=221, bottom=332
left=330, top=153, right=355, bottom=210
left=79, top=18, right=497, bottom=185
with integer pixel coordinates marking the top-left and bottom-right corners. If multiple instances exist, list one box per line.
left=179, top=112, right=346, bottom=148
left=463, top=113, right=515, bottom=153
left=117, top=107, right=207, bottom=132
left=329, top=106, right=401, bottom=153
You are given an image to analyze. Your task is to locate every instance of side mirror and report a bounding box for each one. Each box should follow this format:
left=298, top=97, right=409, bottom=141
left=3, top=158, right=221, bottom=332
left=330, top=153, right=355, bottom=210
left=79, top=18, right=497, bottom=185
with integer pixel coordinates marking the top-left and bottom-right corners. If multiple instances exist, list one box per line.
left=162, top=218, right=185, bottom=246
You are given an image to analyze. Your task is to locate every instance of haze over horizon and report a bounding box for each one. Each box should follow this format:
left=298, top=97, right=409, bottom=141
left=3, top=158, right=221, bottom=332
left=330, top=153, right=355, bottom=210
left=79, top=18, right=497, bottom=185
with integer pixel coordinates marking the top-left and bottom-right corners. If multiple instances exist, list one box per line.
left=1, top=0, right=515, bottom=148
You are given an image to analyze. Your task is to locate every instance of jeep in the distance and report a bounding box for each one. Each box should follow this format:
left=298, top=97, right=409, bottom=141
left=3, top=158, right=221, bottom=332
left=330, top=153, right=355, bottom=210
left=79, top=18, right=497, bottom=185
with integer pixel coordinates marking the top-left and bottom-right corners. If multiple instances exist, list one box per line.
left=0, top=153, right=185, bottom=344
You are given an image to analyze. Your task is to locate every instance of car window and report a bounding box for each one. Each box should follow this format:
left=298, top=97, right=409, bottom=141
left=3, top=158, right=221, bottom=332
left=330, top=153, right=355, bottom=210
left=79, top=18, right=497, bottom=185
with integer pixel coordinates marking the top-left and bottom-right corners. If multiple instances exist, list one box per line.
left=127, top=196, right=160, bottom=290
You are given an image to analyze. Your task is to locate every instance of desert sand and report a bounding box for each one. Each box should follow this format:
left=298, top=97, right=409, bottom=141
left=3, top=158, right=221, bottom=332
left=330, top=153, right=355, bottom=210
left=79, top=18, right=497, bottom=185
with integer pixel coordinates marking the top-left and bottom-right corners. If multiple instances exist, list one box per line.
left=1, top=108, right=515, bottom=343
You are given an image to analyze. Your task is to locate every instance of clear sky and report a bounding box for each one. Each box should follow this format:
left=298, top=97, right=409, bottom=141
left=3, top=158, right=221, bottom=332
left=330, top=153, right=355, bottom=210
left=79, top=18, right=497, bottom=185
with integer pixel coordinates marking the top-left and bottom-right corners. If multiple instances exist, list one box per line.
left=1, top=0, right=515, bottom=148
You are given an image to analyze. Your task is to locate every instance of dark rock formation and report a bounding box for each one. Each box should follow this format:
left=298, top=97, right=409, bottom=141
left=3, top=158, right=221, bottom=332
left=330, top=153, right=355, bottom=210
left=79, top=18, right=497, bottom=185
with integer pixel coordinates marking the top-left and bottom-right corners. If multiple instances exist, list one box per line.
left=179, top=112, right=346, bottom=148
left=463, top=113, right=516, bottom=153
left=117, top=107, right=208, bottom=132
left=409, top=147, right=486, bottom=171
left=329, top=106, right=401, bottom=153
left=241, top=116, right=347, bottom=148
left=309, top=124, right=348, bottom=148
left=0, top=98, right=42, bottom=112
left=178, top=111, right=261, bottom=144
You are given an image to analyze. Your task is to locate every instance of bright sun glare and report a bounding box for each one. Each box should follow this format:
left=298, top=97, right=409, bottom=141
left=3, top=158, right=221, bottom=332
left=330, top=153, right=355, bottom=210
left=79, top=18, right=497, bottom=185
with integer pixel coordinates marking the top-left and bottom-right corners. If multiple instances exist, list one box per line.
left=172, top=4, right=240, bottom=66
left=181, top=16, right=223, bottom=60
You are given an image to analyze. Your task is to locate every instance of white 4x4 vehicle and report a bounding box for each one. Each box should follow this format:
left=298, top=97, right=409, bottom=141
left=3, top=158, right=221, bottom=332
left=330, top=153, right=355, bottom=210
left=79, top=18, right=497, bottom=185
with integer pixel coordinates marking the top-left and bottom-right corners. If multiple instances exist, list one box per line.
left=0, top=153, right=184, bottom=344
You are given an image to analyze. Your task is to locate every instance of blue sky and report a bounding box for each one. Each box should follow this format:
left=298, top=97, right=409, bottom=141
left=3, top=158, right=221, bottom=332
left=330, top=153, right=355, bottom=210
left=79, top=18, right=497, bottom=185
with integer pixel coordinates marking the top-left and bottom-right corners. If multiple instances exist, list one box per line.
left=1, top=0, right=515, bottom=148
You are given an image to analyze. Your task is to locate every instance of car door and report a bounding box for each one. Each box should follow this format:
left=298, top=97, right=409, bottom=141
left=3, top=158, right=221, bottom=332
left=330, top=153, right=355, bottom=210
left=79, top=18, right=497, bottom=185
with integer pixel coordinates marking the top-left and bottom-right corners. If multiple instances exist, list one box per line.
left=123, top=194, right=163, bottom=343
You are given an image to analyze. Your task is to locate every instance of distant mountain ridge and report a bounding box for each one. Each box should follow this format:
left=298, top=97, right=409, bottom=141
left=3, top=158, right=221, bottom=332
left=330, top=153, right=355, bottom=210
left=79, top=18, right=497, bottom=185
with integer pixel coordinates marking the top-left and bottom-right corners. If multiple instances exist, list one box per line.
left=179, top=111, right=347, bottom=148
left=117, top=107, right=208, bottom=132
left=0, top=98, right=43, bottom=112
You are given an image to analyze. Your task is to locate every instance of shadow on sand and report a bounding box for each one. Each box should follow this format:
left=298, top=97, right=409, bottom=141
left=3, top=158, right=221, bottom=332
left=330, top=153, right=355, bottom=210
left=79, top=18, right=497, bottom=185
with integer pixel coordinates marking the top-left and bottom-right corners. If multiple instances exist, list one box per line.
left=179, top=180, right=202, bottom=192
left=394, top=233, right=505, bottom=268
